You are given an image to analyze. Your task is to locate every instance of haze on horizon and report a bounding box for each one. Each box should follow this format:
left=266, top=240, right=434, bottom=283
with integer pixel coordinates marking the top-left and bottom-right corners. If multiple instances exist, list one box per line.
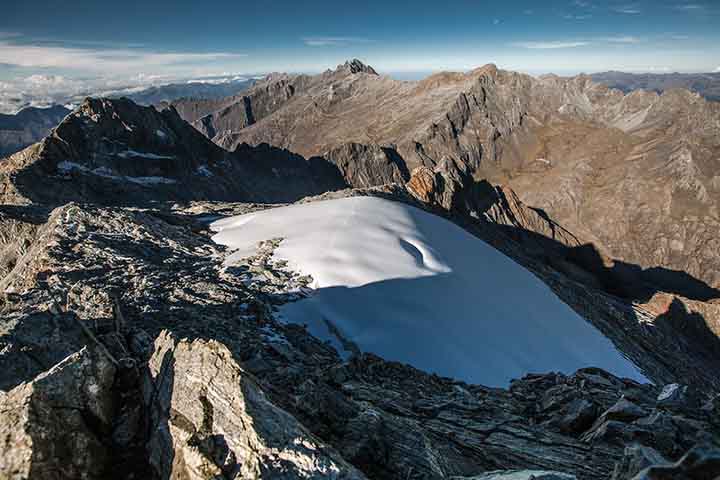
left=1, top=0, right=719, bottom=112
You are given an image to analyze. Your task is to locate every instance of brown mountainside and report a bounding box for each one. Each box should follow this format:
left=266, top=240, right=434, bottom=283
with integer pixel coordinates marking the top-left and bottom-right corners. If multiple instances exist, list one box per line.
left=173, top=60, right=720, bottom=294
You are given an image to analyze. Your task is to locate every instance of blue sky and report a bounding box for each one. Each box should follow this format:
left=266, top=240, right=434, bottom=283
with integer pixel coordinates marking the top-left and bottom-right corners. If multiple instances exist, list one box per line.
left=1, top=0, right=719, bottom=111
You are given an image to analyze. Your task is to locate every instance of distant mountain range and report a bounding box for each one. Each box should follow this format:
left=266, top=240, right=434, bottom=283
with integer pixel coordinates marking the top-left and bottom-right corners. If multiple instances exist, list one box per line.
left=111, top=77, right=258, bottom=106
left=591, top=71, right=720, bottom=101
left=0, top=105, right=71, bottom=158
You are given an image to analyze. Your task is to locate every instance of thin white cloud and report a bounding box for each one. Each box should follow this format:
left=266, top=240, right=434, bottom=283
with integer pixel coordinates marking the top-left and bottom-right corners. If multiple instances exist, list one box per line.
left=674, top=4, right=705, bottom=11
left=714, top=66, right=720, bottom=72
left=303, top=37, right=373, bottom=47
left=564, top=14, right=593, bottom=19
left=511, top=41, right=590, bottom=49
left=613, top=5, right=641, bottom=14
left=0, top=71, right=257, bottom=114
left=523, top=9, right=534, bottom=15
left=493, top=18, right=501, bottom=25
left=602, top=36, right=642, bottom=43
left=510, top=36, right=640, bottom=50
left=0, top=39, right=246, bottom=72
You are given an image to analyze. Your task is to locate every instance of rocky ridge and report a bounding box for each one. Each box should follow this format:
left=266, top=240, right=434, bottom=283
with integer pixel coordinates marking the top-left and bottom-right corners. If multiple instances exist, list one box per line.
left=1, top=187, right=719, bottom=479
left=591, top=70, right=720, bottom=102
left=0, top=97, right=348, bottom=207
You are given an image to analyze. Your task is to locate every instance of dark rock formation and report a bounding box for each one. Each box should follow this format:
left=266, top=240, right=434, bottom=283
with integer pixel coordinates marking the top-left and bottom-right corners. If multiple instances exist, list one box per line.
left=338, top=59, right=379, bottom=76
left=323, top=142, right=409, bottom=188
left=0, top=97, right=346, bottom=206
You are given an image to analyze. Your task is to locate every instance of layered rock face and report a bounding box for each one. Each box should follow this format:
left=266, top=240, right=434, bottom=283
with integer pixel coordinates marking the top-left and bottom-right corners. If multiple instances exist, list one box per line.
left=323, top=142, right=410, bottom=188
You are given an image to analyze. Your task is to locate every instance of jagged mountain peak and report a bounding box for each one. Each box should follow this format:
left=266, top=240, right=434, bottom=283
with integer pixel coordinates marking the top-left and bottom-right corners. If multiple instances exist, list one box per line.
left=337, top=58, right=378, bottom=75
left=468, top=62, right=499, bottom=78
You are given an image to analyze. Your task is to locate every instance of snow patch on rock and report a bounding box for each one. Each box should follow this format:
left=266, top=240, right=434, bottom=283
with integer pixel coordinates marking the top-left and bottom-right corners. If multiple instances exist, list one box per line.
left=57, top=161, right=176, bottom=186
left=211, top=196, right=647, bottom=387
left=117, top=150, right=175, bottom=160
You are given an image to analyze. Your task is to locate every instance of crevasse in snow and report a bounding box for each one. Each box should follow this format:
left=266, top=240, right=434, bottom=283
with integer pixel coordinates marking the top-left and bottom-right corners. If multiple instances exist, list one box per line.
left=211, top=196, right=647, bottom=387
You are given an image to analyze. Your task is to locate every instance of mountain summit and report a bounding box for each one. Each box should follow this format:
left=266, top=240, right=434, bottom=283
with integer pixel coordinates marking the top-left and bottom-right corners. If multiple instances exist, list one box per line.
left=338, top=58, right=378, bottom=75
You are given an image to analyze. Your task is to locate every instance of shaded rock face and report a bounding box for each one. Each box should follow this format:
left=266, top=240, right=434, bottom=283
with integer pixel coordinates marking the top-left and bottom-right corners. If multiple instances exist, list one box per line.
left=170, top=73, right=314, bottom=143
left=0, top=105, right=70, bottom=159
left=0, top=346, right=116, bottom=479
left=631, top=443, right=720, bottom=479
left=339, top=59, right=378, bottom=76
left=457, top=472, right=577, bottom=480
left=0, top=97, right=347, bottom=206
left=323, top=142, right=410, bottom=188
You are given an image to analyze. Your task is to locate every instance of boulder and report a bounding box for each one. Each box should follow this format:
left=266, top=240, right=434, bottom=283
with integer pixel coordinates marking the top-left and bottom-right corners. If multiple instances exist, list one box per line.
left=0, top=346, right=116, bottom=479
left=143, top=331, right=366, bottom=479
left=611, top=444, right=668, bottom=480
left=631, top=444, right=720, bottom=479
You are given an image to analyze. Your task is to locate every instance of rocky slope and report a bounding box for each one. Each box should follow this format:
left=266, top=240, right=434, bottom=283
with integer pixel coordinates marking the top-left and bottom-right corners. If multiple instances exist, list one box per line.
left=1, top=185, right=719, bottom=479
left=1, top=82, right=720, bottom=478
left=172, top=60, right=720, bottom=297
left=0, top=105, right=70, bottom=158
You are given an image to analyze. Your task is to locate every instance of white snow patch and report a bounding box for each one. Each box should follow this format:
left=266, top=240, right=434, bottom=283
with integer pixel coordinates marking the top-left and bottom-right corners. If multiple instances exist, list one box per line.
left=125, top=176, right=177, bottom=185
left=471, top=472, right=575, bottom=480
left=117, top=150, right=175, bottom=160
left=211, top=197, right=647, bottom=387
left=196, top=165, right=213, bottom=177
left=57, top=161, right=176, bottom=186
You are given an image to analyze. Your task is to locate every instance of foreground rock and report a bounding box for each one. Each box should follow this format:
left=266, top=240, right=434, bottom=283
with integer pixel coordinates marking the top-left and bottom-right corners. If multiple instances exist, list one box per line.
left=144, top=331, right=365, bottom=479
left=0, top=346, right=115, bottom=479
